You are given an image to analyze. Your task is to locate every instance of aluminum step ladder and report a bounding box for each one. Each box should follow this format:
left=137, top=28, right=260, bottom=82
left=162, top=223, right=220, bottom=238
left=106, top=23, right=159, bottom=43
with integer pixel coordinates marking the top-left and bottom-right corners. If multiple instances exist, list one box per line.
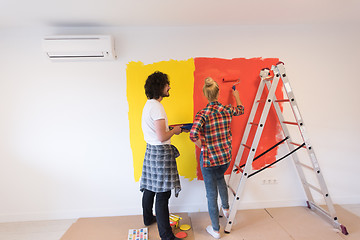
left=224, top=62, right=348, bottom=235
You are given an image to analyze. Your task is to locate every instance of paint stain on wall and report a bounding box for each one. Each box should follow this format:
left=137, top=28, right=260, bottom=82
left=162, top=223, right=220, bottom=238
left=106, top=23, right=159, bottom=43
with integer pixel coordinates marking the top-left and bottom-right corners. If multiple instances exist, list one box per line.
left=127, top=57, right=284, bottom=182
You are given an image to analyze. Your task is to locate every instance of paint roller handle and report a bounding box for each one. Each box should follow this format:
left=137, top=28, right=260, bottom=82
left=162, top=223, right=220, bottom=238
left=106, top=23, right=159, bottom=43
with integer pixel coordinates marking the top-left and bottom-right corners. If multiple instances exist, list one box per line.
left=232, top=79, right=241, bottom=90
left=169, top=124, right=186, bottom=134
left=173, top=125, right=182, bottom=135
left=168, top=125, right=182, bottom=135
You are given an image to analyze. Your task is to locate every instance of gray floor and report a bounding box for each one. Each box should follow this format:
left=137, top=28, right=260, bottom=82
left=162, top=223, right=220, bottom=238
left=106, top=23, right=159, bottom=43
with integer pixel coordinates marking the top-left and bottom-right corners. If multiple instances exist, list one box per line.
left=0, top=204, right=359, bottom=240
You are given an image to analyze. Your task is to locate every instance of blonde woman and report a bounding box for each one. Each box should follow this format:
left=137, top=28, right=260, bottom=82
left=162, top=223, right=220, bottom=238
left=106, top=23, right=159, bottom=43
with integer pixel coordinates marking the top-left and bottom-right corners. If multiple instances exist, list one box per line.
left=190, top=77, right=244, bottom=239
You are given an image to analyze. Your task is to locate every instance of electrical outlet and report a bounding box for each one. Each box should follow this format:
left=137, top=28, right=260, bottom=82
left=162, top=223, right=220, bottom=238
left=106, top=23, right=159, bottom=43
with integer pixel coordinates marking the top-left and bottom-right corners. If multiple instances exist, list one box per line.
left=262, top=179, right=278, bottom=185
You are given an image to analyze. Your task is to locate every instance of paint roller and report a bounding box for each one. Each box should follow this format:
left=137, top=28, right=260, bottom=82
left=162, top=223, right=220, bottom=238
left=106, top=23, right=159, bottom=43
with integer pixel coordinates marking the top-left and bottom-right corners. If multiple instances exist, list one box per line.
left=222, top=78, right=240, bottom=90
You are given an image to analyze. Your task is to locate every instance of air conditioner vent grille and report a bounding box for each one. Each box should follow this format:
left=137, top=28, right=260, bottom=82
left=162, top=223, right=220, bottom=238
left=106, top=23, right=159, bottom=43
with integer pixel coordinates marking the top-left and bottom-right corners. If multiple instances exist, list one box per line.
left=42, top=35, right=116, bottom=61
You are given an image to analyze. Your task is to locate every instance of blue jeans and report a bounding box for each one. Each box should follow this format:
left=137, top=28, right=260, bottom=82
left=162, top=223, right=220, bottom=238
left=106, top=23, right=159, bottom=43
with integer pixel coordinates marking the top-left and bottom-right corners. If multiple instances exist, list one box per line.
left=200, top=152, right=230, bottom=231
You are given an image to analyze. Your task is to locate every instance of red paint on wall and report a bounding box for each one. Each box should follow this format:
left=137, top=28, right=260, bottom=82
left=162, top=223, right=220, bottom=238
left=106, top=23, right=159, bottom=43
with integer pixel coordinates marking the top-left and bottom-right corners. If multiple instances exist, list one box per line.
left=193, top=57, right=284, bottom=180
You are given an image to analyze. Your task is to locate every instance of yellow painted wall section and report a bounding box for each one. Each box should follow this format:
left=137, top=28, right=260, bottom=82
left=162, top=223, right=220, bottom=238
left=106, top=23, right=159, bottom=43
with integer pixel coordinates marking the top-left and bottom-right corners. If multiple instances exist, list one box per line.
left=126, top=59, right=197, bottom=182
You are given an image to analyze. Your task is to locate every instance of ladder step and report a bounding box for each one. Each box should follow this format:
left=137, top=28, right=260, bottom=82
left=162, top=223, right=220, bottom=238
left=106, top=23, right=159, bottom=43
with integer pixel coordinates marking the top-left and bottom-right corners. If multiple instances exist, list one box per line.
left=249, top=122, right=264, bottom=128
left=283, top=121, right=298, bottom=125
left=290, top=142, right=307, bottom=148
left=275, top=99, right=290, bottom=103
left=307, top=201, right=332, bottom=219
left=233, top=164, right=244, bottom=173
left=256, top=99, right=266, bottom=103
left=306, top=182, right=323, bottom=194
left=299, top=163, right=314, bottom=170
left=242, top=143, right=251, bottom=149
left=263, top=76, right=274, bottom=81
left=228, top=186, right=236, bottom=196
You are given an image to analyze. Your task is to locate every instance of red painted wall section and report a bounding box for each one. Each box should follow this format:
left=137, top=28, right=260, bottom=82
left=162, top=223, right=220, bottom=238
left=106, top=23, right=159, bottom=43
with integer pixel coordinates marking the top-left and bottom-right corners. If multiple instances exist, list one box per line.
left=193, top=57, right=284, bottom=180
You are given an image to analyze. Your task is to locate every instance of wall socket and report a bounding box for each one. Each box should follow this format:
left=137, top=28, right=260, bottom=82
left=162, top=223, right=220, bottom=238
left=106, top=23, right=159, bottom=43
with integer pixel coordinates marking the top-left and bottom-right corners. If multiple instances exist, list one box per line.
left=262, top=179, right=278, bottom=185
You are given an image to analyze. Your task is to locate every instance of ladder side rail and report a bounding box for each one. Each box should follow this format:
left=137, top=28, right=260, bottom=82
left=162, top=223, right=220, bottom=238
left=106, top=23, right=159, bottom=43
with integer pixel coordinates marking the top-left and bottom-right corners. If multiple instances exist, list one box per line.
left=244, top=74, right=283, bottom=171
left=228, top=79, right=267, bottom=187
left=225, top=165, right=249, bottom=233
left=276, top=64, right=338, bottom=219
left=227, top=144, right=246, bottom=193
left=225, top=73, right=281, bottom=233
left=264, top=80, right=315, bottom=203
left=276, top=64, right=312, bottom=148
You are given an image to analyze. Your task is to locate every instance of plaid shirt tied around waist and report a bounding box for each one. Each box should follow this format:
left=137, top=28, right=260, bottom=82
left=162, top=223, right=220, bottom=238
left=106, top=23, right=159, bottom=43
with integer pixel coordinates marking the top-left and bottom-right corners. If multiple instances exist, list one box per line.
left=140, top=144, right=181, bottom=197
left=190, top=101, right=244, bottom=168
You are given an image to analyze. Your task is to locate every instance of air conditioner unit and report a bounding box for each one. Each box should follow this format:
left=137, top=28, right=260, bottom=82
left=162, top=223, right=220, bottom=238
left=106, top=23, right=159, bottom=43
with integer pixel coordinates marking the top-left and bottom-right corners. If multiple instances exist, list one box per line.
left=42, top=35, right=116, bottom=61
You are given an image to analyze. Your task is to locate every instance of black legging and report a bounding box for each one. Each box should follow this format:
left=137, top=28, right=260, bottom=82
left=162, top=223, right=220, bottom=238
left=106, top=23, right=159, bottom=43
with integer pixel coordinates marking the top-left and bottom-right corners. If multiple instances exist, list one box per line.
left=142, top=189, right=175, bottom=240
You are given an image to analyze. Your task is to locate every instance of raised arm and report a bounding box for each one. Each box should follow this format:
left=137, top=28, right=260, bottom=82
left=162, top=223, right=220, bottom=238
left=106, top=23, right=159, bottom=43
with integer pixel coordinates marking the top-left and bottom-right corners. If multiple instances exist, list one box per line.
left=232, top=89, right=243, bottom=106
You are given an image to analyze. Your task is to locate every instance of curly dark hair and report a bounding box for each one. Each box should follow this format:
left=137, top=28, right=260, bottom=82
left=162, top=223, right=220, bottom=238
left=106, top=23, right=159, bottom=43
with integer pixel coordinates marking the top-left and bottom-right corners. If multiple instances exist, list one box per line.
left=144, top=71, right=170, bottom=99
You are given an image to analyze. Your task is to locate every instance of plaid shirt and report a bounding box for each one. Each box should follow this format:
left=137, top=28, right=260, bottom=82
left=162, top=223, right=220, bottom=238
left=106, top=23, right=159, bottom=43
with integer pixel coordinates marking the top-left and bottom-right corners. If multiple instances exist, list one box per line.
left=140, top=144, right=181, bottom=197
left=190, top=101, right=244, bottom=167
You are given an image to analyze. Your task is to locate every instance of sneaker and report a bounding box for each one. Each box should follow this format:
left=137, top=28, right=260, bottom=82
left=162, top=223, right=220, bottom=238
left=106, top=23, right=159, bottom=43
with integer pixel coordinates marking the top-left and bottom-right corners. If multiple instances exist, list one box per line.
left=206, top=225, right=220, bottom=239
left=222, top=208, right=230, bottom=218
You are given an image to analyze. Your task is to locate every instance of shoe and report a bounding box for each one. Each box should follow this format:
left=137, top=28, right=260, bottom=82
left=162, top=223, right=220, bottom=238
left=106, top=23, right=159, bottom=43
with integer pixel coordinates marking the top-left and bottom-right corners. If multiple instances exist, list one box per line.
left=144, top=216, right=156, bottom=226
left=206, top=225, right=220, bottom=239
left=222, top=208, right=230, bottom=218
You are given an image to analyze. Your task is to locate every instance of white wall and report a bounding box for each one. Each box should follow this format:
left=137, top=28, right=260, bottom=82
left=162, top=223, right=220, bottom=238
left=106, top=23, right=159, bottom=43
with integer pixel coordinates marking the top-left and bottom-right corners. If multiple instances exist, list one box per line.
left=0, top=23, right=359, bottom=222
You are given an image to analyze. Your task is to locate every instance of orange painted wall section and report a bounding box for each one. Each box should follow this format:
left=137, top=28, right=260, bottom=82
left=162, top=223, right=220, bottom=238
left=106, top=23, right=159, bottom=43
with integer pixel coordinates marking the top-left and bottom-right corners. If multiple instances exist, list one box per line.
left=193, top=57, right=283, bottom=180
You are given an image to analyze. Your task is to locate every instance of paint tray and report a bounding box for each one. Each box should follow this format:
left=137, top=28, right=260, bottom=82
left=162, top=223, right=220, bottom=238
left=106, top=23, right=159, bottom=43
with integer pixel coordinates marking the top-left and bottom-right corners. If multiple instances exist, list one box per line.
left=181, top=123, right=193, bottom=130
left=169, top=123, right=193, bottom=131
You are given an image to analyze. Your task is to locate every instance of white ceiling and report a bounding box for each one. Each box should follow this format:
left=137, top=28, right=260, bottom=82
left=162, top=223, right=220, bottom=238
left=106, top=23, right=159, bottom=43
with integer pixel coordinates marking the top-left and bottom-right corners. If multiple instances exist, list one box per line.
left=1, top=0, right=360, bottom=28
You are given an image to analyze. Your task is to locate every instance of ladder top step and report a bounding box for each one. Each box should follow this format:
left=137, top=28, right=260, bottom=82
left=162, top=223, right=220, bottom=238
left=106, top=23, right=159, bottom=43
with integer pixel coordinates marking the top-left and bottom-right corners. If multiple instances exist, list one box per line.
left=263, top=76, right=273, bottom=81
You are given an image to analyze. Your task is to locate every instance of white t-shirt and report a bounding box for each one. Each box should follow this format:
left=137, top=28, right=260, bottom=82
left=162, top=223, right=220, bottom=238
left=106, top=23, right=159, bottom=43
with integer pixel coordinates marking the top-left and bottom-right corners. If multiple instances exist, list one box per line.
left=141, top=99, right=171, bottom=145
